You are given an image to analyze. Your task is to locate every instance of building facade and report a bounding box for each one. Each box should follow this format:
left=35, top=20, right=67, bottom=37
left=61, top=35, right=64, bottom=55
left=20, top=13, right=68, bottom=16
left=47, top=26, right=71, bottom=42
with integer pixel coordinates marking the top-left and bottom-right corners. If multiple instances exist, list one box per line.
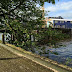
left=45, top=17, right=72, bottom=29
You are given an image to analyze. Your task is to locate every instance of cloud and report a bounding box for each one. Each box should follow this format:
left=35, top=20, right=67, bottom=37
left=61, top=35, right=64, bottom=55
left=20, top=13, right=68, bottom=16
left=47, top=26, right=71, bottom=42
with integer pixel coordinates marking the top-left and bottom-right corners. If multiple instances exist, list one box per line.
left=54, top=11, right=72, bottom=19
left=45, top=1, right=72, bottom=12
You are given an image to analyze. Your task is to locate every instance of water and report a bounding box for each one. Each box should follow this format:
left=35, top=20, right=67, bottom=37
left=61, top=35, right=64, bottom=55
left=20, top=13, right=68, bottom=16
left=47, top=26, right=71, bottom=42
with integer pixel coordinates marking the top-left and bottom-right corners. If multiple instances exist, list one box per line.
left=34, top=40, right=72, bottom=67
left=48, top=41, right=72, bottom=67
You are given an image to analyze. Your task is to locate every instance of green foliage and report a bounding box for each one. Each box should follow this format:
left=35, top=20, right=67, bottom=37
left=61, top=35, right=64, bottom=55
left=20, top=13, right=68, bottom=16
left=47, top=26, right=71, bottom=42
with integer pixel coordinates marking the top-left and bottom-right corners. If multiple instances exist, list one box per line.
left=45, top=50, right=50, bottom=54
left=39, top=52, right=42, bottom=55
left=66, top=57, right=72, bottom=65
left=37, top=28, right=70, bottom=45
left=5, top=3, right=44, bottom=51
left=32, top=42, right=36, bottom=47
left=0, top=0, right=57, bottom=27
left=3, top=0, right=45, bottom=49
left=0, top=0, right=55, bottom=8
left=52, top=52, right=58, bottom=55
left=0, top=0, right=59, bottom=52
left=41, top=46, right=46, bottom=50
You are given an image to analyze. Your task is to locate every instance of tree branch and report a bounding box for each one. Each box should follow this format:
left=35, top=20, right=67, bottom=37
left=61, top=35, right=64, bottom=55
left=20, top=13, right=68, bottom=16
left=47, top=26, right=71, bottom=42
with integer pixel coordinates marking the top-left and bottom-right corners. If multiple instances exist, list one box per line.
left=9, top=0, right=23, bottom=13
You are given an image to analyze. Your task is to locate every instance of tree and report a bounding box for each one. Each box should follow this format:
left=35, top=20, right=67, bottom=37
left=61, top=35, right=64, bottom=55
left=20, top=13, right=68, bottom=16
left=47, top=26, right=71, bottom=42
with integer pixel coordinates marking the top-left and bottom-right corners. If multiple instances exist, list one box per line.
left=0, top=0, right=56, bottom=47
left=0, top=0, right=56, bottom=30
left=0, top=0, right=56, bottom=22
left=2, top=1, right=45, bottom=49
left=0, top=0, right=56, bottom=32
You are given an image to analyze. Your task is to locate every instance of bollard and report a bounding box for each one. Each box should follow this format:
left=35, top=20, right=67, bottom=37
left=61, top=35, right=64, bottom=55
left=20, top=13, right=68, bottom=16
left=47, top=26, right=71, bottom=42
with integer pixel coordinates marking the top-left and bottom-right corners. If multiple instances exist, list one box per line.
left=2, top=33, right=5, bottom=44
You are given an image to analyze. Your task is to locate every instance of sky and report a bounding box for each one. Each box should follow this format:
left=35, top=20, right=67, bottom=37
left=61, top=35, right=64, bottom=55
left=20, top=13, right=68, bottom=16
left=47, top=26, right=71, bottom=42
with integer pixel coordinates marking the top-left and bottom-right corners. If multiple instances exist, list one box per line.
left=44, top=0, right=72, bottom=19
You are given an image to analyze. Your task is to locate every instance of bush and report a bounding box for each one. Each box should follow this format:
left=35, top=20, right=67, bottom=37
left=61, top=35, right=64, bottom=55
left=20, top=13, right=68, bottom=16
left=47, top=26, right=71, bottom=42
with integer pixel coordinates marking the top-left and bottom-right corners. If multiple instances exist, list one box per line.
left=37, top=28, right=70, bottom=45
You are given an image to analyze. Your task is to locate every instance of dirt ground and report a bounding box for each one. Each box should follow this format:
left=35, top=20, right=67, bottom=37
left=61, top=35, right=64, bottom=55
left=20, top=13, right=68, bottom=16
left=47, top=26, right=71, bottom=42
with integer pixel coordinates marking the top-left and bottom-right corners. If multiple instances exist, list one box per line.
left=0, top=47, right=53, bottom=72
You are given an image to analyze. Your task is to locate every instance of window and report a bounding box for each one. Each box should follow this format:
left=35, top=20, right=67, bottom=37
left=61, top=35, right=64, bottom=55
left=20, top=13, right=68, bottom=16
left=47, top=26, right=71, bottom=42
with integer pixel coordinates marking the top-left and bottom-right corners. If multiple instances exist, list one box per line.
left=70, top=21, right=72, bottom=24
left=65, top=21, right=67, bottom=22
left=56, top=25, right=60, bottom=28
left=60, top=21, right=64, bottom=23
left=58, top=25, right=60, bottom=28
left=55, top=20, right=58, bottom=23
left=62, top=21, right=64, bottom=23
left=62, top=25, right=65, bottom=28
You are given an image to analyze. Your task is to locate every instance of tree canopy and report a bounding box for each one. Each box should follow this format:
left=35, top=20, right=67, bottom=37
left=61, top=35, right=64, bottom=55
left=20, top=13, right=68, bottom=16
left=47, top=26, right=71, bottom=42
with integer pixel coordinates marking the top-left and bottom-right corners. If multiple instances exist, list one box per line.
left=0, top=0, right=56, bottom=25
left=0, top=0, right=56, bottom=47
left=0, top=0, right=55, bottom=6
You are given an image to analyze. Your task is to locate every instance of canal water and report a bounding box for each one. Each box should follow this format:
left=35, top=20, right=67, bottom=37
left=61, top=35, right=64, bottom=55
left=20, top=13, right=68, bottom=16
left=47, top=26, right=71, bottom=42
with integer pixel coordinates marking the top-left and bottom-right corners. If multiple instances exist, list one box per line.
left=48, top=41, right=72, bottom=67
left=34, top=40, right=72, bottom=67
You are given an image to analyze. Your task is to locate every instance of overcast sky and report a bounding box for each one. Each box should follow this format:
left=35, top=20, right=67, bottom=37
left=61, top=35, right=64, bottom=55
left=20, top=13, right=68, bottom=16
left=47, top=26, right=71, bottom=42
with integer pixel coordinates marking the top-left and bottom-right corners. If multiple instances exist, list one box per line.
left=44, top=0, right=72, bottom=19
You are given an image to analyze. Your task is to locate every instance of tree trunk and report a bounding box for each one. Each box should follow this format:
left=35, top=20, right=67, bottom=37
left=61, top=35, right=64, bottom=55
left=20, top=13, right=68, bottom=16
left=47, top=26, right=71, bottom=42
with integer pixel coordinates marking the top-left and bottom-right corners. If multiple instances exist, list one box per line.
left=2, top=33, right=5, bottom=44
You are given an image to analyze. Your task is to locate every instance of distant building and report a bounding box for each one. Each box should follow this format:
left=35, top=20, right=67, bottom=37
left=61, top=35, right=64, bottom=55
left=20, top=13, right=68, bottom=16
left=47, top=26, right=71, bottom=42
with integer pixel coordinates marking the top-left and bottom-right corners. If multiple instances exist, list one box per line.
left=44, top=17, right=72, bottom=29
left=48, top=16, right=63, bottom=19
left=52, top=19, right=72, bottom=29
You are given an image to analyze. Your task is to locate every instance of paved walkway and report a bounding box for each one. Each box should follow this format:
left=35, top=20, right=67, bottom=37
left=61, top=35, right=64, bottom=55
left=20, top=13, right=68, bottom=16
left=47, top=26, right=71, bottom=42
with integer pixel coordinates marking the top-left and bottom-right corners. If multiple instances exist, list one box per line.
left=0, top=46, right=52, bottom=72
left=0, top=43, right=72, bottom=72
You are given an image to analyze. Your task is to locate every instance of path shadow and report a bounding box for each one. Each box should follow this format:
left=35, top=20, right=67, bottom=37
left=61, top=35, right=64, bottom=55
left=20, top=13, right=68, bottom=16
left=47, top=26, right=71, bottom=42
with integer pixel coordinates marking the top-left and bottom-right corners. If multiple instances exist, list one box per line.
left=0, top=57, right=22, bottom=60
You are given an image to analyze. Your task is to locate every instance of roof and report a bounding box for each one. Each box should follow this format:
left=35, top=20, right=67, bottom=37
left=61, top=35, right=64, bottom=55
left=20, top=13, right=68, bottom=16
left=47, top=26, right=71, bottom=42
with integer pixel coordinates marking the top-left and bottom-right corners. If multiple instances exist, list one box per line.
left=48, top=16, right=63, bottom=19
left=52, top=19, right=72, bottom=21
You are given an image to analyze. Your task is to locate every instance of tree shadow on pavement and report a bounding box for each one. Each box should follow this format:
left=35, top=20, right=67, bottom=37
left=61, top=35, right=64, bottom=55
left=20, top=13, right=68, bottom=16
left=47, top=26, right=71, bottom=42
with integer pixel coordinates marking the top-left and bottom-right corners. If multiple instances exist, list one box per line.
left=0, top=57, right=23, bottom=60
